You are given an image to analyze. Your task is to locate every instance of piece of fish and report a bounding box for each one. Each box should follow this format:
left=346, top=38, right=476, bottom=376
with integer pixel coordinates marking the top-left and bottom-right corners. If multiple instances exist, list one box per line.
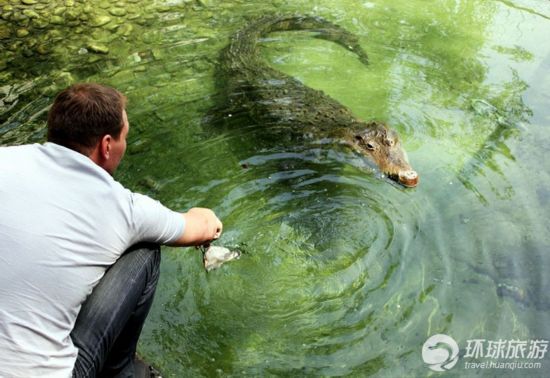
left=202, top=245, right=241, bottom=272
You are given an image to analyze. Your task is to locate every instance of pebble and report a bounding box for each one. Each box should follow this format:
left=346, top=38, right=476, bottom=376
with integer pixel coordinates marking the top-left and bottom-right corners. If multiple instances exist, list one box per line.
left=12, top=12, right=29, bottom=23
left=117, top=23, right=133, bottom=36
left=49, top=15, right=65, bottom=25
left=32, top=18, right=49, bottom=29
left=21, top=0, right=38, bottom=5
left=16, top=28, right=29, bottom=38
left=65, top=9, right=79, bottom=21
left=35, top=44, right=49, bottom=55
left=53, top=7, right=66, bottom=16
left=108, top=7, right=126, bottom=17
left=22, top=9, right=39, bottom=18
left=89, top=15, right=111, bottom=27
left=65, top=0, right=75, bottom=7
left=98, top=1, right=110, bottom=9
left=0, top=25, right=11, bottom=40
left=86, top=42, right=109, bottom=54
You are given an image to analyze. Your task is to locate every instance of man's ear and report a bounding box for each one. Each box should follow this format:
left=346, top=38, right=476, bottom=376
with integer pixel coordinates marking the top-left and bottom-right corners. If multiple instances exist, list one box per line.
left=100, top=134, right=112, bottom=160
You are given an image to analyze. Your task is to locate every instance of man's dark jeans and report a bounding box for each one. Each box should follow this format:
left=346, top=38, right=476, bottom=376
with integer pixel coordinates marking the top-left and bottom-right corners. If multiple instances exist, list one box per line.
left=71, top=243, right=161, bottom=377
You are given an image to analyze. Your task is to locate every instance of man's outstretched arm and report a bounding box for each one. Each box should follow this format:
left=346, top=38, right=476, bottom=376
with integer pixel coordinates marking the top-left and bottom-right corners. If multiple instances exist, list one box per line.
left=171, top=207, right=223, bottom=247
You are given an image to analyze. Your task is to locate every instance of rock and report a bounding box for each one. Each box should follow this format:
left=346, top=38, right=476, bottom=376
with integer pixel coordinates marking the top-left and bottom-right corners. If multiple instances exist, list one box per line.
left=98, top=1, right=110, bottom=9
left=49, top=15, right=65, bottom=25
left=54, top=72, right=74, bottom=88
left=47, top=30, right=62, bottom=39
left=53, top=7, right=66, bottom=16
left=151, top=48, right=163, bottom=60
left=1, top=12, right=12, bottom=21
left=0, top=25, right=11, bottom=40
left=22, top=9, right=39, bottom=18
left=25, top=36, right=37, bottom=48
left=65, top=0, right=75, bottom=7
left=16, top=28, right=29, bottom=38
left=32, top=18, right=49, bottom=29
left=21, top=0, right=38, bottom=5
left=116, top=23, right=133, bottom=36
left=66, top=9, right=79, bottom=21
left=11, top=12, right=29, bottom=23
left=89, top=14, right=111, bottom=27
left=35, top=44, right=49, bottom=55
left=22, top=48, right=34, bottom=57
left=7, top=41, right=22, bottom=52
left=87, top=42, right=109, bottom=54
left=108, top=7, right=126, bottom=17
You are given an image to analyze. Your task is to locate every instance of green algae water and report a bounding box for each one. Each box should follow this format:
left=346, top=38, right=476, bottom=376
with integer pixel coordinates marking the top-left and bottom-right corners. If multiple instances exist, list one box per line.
left=2, top=0, right=550, bottom=376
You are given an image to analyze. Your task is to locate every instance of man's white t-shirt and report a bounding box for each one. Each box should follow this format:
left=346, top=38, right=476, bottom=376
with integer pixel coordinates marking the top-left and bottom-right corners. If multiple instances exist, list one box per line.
left=0, top=143, right=185, bottom=377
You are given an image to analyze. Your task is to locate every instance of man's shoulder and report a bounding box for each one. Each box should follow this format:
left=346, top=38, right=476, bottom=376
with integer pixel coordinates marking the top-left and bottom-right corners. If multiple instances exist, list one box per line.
left=0, top=143, right=39, bottom=154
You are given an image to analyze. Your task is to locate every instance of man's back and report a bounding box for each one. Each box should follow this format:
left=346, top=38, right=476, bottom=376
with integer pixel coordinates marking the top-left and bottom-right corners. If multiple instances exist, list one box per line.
left=0, top=143, right=183, bottom=376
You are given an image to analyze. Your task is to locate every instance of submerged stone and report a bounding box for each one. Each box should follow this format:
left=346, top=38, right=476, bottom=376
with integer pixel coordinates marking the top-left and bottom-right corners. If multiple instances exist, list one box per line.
left=108, top=7, right=126, bottom=17
left=16, top=28, right=29, bottom=38
left=32, top=18, right=49, bottom=29
left=89, top=15, right=111, bottom=27
left=35, top=44, right=49, bottom=55
left=22, top=9, right=39, bottom=18
left=21, top=0, right=38, bottom=5
left=86, top=42, right=109, bottom=54
left=53, top=7, right=66, bottom=16
left=65, top=9, right=79, bottom=21
left=0, top=25, right=11, bottom=40
left=12, top=12, right=29, bottom=23
left=50, top=15, right=65, bottom=25
left=117, top=23, right=133, bottom=36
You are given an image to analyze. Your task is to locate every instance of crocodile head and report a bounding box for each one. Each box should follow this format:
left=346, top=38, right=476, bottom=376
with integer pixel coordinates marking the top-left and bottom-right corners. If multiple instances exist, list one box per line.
left=352, top=122, right=418, bottom=187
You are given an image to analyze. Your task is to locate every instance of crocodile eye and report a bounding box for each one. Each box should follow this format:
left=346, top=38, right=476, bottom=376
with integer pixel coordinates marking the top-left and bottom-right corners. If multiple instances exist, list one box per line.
left=366, top=142, right=376, bottom=150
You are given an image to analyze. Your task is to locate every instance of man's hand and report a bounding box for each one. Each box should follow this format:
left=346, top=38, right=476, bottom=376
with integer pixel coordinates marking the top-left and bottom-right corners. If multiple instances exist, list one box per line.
left=172, top=207, right=223, bottom=247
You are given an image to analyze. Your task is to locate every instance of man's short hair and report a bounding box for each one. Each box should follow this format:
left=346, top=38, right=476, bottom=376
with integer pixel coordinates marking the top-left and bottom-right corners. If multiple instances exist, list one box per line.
left=47, top=83, right=127, bottom=154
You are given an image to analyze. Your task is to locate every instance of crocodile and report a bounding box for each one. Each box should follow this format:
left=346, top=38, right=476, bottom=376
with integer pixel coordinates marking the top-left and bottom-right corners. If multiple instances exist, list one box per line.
left=215, top=15, right=418, bottom=187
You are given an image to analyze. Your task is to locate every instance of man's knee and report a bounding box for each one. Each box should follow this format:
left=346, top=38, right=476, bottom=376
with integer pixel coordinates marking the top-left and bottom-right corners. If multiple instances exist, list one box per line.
left=71, top=244, right=161, bottom=376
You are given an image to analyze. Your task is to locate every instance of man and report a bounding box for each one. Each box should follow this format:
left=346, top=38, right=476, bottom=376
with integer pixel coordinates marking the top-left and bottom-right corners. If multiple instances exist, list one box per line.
left=0, top=83, right=223, bottom=377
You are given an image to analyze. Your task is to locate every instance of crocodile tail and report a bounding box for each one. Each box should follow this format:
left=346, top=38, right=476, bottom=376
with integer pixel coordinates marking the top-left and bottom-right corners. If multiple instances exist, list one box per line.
left=229, top=15, right=369, bottom=66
